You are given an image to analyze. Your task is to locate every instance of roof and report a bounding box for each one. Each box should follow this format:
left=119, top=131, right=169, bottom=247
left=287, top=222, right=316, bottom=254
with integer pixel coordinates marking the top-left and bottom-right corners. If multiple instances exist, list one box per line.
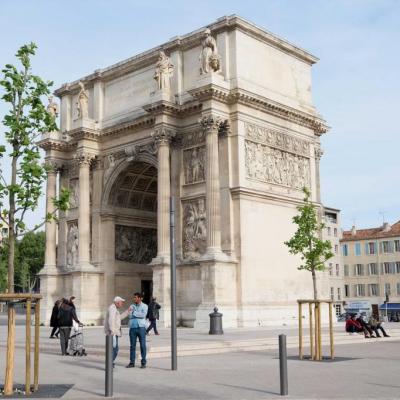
left=341, top=220, right=400, bottom=242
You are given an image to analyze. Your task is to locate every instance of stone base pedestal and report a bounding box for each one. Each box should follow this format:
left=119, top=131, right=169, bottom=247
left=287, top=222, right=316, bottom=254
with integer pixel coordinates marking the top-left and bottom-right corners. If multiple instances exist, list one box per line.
left=151, top=263, right=171, bottom=328
left=38, top=270, right=61, bottom=324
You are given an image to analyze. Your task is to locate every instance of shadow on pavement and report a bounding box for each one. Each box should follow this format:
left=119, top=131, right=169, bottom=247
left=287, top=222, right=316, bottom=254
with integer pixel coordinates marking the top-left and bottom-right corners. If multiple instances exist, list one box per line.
left=0, top=384, right=73, bottom=398
left=215, top=383, right=280, bottom=396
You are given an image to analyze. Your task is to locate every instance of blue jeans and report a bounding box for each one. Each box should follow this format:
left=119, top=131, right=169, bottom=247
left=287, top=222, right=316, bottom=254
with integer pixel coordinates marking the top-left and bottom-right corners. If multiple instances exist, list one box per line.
left=129, top=327, right=147, bottom=365
left=112, top=335, right=119, bottom=362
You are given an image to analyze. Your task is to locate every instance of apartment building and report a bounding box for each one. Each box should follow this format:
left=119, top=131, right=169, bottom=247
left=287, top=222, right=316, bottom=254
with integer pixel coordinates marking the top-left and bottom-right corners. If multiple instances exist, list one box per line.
left=322, top=207, right=344, bottom=316
left=341, top=220, right=400, bottom=320
left=0, top=224, right=8, bottom=245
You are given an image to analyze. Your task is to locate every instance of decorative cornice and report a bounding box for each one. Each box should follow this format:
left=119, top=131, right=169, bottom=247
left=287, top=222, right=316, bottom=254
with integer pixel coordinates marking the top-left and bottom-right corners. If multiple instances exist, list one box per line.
left=101, top=116, right=155, bottom=138
left=37, top=137, right=72, bottom=152
left=68, top=127, right=100, bottom=141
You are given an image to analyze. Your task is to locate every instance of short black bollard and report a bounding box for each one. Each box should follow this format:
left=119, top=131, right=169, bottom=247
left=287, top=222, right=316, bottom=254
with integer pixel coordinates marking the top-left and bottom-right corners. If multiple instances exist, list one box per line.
left=279, top=334, right=288, bottom=396
left=105, top=335, right=113, bottom=397
left=209, top=307, right=223, bottom=335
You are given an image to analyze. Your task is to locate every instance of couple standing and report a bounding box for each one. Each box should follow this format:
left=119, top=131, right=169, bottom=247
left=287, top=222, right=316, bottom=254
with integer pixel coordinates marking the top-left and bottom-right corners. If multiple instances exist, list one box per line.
left=104, top=293, right=161, bottom=368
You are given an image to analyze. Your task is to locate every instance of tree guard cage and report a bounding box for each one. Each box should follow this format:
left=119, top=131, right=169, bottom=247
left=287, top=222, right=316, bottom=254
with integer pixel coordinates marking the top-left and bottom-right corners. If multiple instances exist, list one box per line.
left=0, top=294, right=42, bottom=395
left=298, top=299, right=334, bottom=361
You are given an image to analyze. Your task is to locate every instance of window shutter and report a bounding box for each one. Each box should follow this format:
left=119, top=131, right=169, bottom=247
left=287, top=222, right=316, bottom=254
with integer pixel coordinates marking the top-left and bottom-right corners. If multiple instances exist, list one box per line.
left=365, top=243, right=369, bottom=255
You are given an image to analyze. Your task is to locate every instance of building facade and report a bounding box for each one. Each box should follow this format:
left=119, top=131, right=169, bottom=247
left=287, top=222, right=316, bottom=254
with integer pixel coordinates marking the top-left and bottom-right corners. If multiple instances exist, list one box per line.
left=321, top=207, right=344, bottom=316
left=38, top=15, right=329, bottom=327
left=341, top=221, right=400, bottom=320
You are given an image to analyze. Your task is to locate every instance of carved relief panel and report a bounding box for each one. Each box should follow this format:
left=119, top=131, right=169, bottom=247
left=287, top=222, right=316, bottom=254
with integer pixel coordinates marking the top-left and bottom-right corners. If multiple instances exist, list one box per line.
left=69, top=179, right=79, bottom=208
left=182, top=198, right=206, bottom=259
left=183, top=146, right=205, bottom=184
left=244, top=122, right=311, bottom=190
left=66, top=222, right=78, bottom=268
left=115, top=225, right=157, bottom=264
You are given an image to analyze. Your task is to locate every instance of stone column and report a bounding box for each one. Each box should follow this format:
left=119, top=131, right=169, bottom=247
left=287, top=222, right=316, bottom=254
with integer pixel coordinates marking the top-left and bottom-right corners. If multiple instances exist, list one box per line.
left=77, top=152, right=95, bottom=269
left=44, top=162, right=58, bottom=271
left=200, top=115, right=226, bottom=259
left=152, top=127, right=175, bottom=264
left=314, top=145, right=323, bottom=204
left=57, top=168, right=68, bottom=267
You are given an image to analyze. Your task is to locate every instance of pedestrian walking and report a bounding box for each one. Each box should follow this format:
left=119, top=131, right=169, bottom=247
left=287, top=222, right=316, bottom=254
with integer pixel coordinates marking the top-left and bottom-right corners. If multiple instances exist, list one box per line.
left=104, top=296, right=131, bottom=367
left=126, top=293, right=148, bottom=369
left=49, top=299, right=61, bottom=339
left=146, top=297, right=161, bottom=335
left=57, top=298, right=82, bottom=355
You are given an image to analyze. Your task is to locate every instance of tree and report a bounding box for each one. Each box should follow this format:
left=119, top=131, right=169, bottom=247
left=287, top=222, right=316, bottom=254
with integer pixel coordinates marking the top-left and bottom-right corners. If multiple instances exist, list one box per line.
left=0, top=43, right=69, bottom=394
left=284, top=187, right=334, bottom=300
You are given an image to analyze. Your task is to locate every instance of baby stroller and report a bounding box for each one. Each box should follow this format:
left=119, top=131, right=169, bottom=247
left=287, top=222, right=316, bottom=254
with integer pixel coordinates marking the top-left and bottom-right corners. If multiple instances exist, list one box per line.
left=69, top=322, right=87, bottom=356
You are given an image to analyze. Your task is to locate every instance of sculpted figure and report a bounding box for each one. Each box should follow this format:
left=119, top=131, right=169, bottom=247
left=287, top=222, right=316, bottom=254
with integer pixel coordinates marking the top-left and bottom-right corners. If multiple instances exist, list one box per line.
left=47, top=95, right=58, bottom=118
left=67, top=224, right=78, bottom=267
left=76, top=81, right=89, bottom=118
left=154, top=51, right=174, bottom=91
left=199, top=29, right=220, bottom=74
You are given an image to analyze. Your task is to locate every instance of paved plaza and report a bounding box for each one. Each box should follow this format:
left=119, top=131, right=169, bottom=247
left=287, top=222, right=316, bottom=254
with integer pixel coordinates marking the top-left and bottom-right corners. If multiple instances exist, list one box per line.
left=1, top=319, right=400, bottom=399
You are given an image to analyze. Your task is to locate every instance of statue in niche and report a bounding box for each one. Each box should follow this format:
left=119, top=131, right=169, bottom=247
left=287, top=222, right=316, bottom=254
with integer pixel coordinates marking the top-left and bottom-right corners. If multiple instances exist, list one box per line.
left=67, top=224, right=78, bottom=267
left=183, top=199, right=206, bottom=259
left=47, top=95, right=58, bottom=118
left=154, top=51, right=174, bottom=91
left=76, top=81, right=89, bottom=119
left=199, top=29, right=220, bottom=74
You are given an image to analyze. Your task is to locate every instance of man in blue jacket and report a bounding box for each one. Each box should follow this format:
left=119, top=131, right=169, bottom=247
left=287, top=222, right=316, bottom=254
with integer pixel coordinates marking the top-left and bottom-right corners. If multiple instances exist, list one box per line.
left=126, top=292, right=148, bottom=369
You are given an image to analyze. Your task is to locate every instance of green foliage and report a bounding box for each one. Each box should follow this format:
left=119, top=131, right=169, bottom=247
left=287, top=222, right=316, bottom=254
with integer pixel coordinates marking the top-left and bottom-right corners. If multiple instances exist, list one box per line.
left=0, top=42, right=70, bottom=291
left=0, top=231, right=45, bottom=292
left=284, top=188, right=334, bottom=298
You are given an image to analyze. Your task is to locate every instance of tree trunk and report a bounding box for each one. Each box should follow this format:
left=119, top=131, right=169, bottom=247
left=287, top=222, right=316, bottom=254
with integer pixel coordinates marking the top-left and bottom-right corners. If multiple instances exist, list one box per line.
left=311, top=267, right=318, bottom=300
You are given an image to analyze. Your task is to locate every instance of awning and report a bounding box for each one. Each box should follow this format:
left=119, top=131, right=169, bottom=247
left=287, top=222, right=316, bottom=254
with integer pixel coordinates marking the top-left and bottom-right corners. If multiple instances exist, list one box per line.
left=379, top=303, right=400, bottom=310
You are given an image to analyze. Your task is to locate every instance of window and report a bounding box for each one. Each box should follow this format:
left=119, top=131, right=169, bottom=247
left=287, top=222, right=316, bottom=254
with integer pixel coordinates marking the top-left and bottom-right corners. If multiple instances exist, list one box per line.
left=336, top=264, right=340, bottom=276
left=355, top=264, right=364, bottom=276
left=369, top=284, right=379, bottom=296
left=1, top=227, right=7, bottom=236
left=335, top=304, right=341, bottom=316
left=384, top=283, right=391, bottom=296
left=344, top=284, right=350, bottom=297
left=382, top=241, right=393, bottom=253
left=397, top=283, right=400, bottom=295
left=327, top=227, right=331, bottom=236
left=396, top=262, right=400, bottom=274
left=337, top=287, right=341, bottom=301
left=330, top=287, right=334, bottom=301
left=355, top=242, right=361, bottom=256
left=335, top=244, right=339, bottom=254
left=344, top=264, right=349, bottom=276
left=334, top=228, right=338, bottom=237
left=384, top=262, right=395, bottom=274
left=395, top=240, right=400, bottom=252
left=356, top=284, right=365, bottom=297
left=367, top=242, right=376, bottom=255
left=342, top=244, right=348, bottom=256
left=369, top=263, right=378, bottom=275
left=329, top=263, right=333, bottom=276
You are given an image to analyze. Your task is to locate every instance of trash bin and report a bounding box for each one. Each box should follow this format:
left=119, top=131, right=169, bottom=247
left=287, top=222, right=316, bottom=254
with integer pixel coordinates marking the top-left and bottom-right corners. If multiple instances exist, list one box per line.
left=209, top=307, right=223, bottom=335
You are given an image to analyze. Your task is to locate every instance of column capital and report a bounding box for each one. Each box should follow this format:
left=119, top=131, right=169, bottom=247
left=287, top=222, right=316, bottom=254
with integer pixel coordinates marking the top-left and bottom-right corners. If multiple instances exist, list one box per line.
left=44, top=159, right=63, bottom=174
left=152, top=127, right=176, bottom=146
left=76, top=150, right=96, bottom=166
left=199, top=114, right=223, bottom=135
left=314, top=145, right=324, bottom=161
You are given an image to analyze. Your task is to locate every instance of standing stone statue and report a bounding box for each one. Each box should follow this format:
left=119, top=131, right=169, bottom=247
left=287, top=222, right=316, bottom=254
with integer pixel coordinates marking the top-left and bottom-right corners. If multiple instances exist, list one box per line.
left=76, top=81, right=89, bottom=119
left=47, top=95, right=58, bottom=118
left=199, top=29, right=220, bottom=74
left=154, top=51, right=174, bottom=91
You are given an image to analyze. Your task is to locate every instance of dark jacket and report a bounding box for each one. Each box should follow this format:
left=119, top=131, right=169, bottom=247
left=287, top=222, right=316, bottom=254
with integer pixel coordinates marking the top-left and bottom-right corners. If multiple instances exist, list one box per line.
left=147, top=301, right=161, bottom=320
left=50, top=303, right=60, bottom=327
left=58, top=303, right=80, bottom=327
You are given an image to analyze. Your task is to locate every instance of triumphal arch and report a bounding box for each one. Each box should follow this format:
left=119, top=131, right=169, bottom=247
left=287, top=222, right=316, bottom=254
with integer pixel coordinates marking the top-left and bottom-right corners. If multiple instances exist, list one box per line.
left=39, top=16, right=328, bottom=327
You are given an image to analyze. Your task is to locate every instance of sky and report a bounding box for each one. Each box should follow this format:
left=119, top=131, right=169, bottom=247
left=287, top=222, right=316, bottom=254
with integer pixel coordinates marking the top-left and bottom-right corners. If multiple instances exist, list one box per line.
left=0, top=0, right=399, bottom=231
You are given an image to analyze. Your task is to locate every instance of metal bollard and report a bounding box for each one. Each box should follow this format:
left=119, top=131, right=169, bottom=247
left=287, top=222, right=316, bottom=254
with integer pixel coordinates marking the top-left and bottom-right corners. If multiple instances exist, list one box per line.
left=279, top=334, right=288, bottom=396
left=105, top=335, right=113, bottom=397
left=209, top=307, right=223, bottom=335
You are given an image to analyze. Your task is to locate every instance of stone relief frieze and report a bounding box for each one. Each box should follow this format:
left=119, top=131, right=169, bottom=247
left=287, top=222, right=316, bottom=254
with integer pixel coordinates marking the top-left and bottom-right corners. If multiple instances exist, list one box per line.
left=115, top=225, right=157, bottom=264
left=69, top=179, right=79, bottom=208
left=245, top=122, right=310, bottom=157
left=66, top=222, right=79, bottom=268
left=182, top=198, right=206, bottom=259
left=183, top=146, right=205, bottom=184
left=245, top=141, right=310, bottom=190
left=181, top=130, right=206, bottom=148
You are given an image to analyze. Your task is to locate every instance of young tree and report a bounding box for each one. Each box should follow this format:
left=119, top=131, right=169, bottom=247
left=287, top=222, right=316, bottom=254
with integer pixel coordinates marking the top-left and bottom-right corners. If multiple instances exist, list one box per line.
left=0, top=43, right=69, bottom=394
left=284, top=187, right=334, bottom=300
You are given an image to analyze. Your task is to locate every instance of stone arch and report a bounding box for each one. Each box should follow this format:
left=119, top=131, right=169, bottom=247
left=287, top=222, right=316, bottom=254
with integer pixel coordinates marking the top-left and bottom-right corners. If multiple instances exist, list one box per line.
left=102, top=152, right=157, bottom=209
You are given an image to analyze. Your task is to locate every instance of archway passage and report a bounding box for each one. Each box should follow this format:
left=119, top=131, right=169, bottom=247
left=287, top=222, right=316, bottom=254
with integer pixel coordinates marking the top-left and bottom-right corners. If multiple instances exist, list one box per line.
left=109, top=161, right=157, bottom=212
